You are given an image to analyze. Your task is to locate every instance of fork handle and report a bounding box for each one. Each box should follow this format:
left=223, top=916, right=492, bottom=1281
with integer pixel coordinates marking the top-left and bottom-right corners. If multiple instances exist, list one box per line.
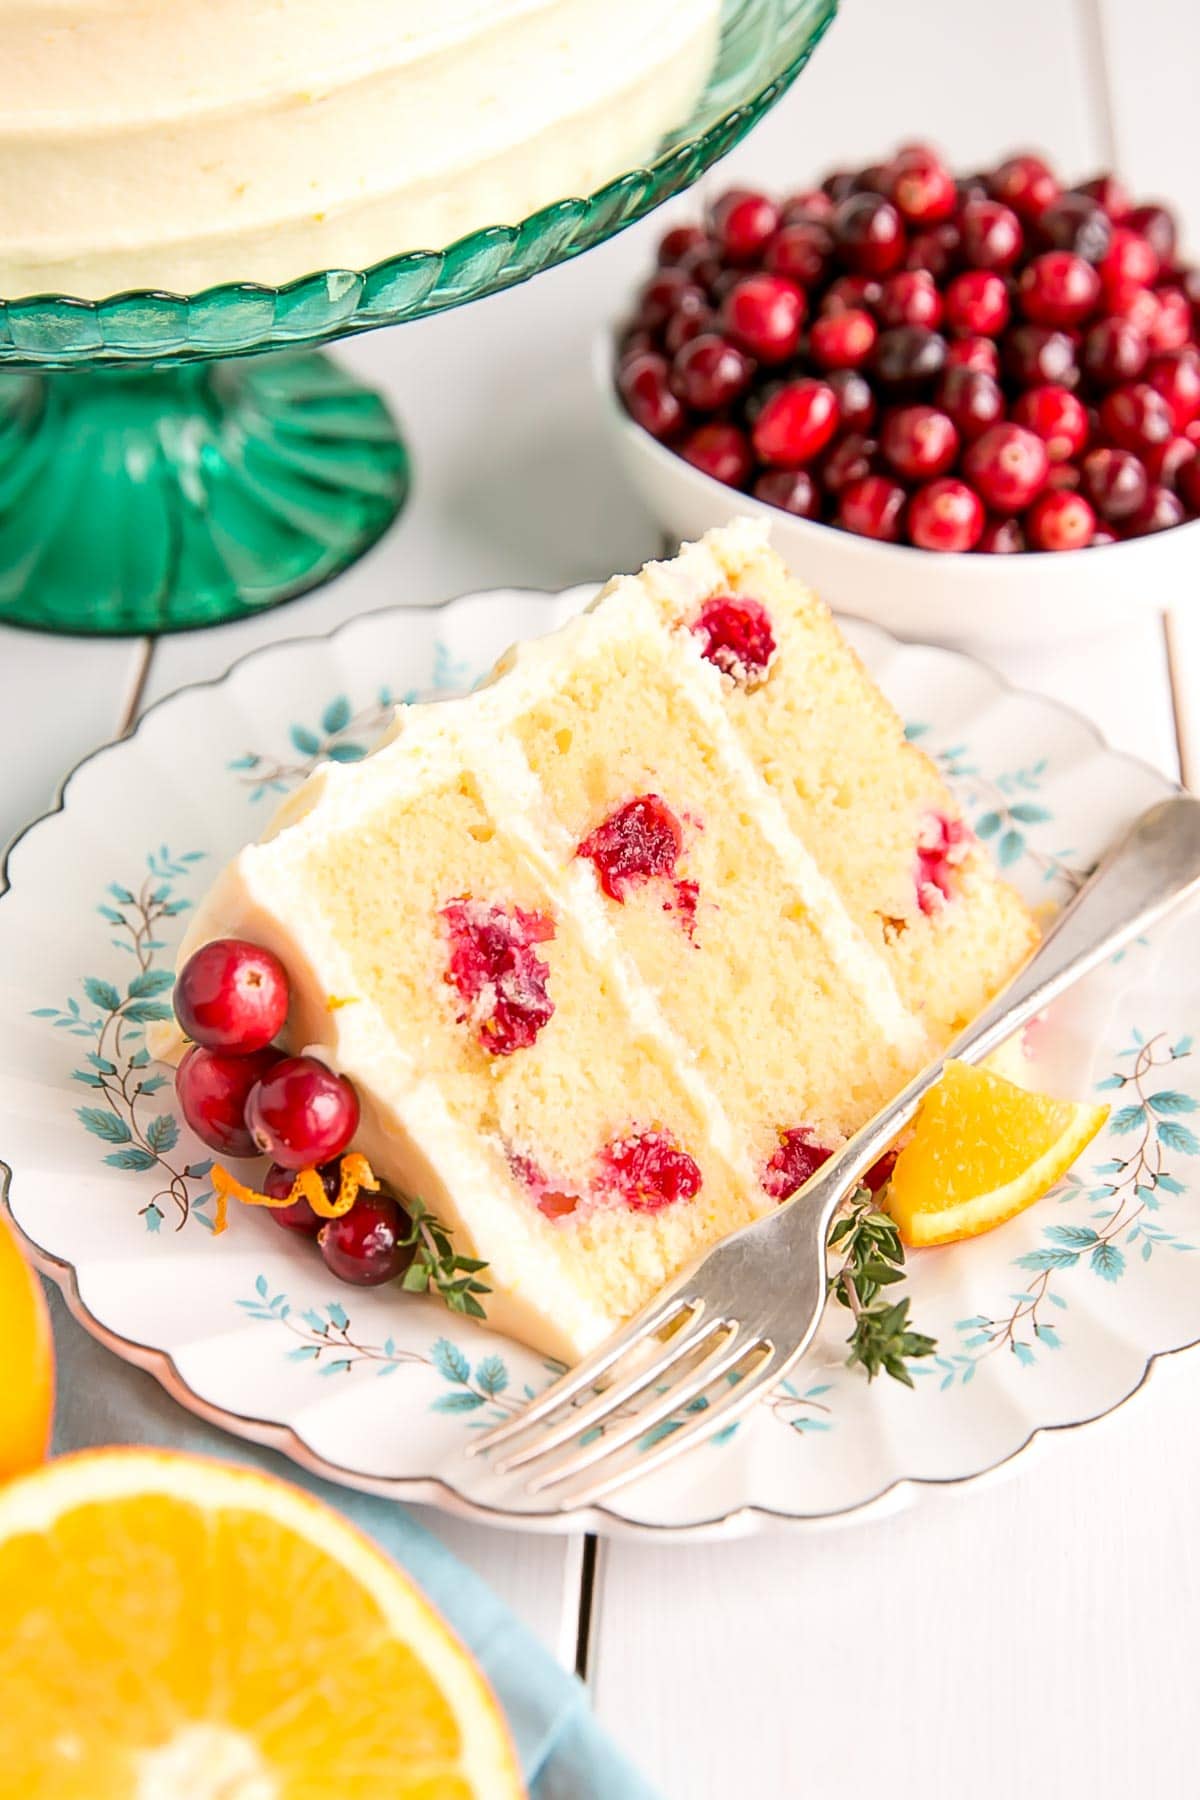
left=785, top=793, right=1200, bottom=1239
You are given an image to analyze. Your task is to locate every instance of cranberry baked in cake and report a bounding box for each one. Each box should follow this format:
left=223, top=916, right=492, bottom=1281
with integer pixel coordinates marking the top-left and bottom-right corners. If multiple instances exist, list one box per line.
left=163, top=523, right=1037, bottom=1360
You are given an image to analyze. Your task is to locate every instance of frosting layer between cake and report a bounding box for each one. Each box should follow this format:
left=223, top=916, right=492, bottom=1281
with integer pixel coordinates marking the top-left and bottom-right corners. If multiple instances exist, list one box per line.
left=162, top=522, right=1039, bottom=1361
left=0, top=0, right=719, bottom=296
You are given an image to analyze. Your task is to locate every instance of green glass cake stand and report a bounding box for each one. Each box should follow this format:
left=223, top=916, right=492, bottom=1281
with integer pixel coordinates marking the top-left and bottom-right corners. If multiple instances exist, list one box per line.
left=0, top=0, right=836, bottom=635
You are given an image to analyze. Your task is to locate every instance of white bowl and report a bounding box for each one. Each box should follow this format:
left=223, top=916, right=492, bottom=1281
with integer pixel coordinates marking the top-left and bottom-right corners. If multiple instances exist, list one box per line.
left=593, top=333, right=1200, bottom=647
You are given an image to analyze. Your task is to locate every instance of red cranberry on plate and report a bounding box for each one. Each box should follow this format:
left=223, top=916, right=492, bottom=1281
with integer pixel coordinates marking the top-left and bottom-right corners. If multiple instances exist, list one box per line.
left=657, top=223, right=710, bottom=267
left=174, top=937, right=289, bottom=1056
left=1150, top=287, right=1193, bottom=352
left=904, top=223, right=961, bottom=281
left=945, top=336, right=1001, bottom=376
left=838, top=474, right=907, bottom=541
left=906, top=477, right=985, bottom=551
left=963, top=422, right=1050, bottom=513
left=664, top=306, right=717, bottom=356
left=1018, top=251, right=1102, bottom=326
left=820, top=432, right=879, bottom=494
left=872, top=325, right=947, bottom=394
left=263, top=1160, right=333, bottom=1237
left=176, top=1043, right=283, bottom=1160
left=877, top=271, right=943, bottom=329
left=245, top=1054, right=360, bottom=1171
left=935, top=367, right=1004, bottom=440
left=1178, top=457, right=1200, bottom=514
left=1025, top=489, right=1096, bottom=550
left=1126, top=202, right=1177, bottom=267
left=1004, top=325, right=1079, bottom=389
left=1101, top=226, right=1160, bottom=292
left=1082, top=317, right=1149, bottom=387
left=827, top=367, right=878, bottom=432
left=1037, top=194, right=1113, bottom=263
left=987, top=154, right=1059, bottom=222
left=890, top=150, right=957, bottom=225
left=635, top=268, right=707, bottom=332
left=753, top=468, right=821, bottom=517
left=671, top=334, right=751, bottom=411
left=978, top=517, right=1027, bottom=553
left=944, top=270, right=1010, bottom=336
left=765, top=222, right=834, bottom=288
left=319, top=1189, right=414, bottom=1286
left=809, top=308, right=878, bottom=370
left=1125, top=484, right=1186, bottom=535
left=1143, top=436, right=1197, bottom=490
left=823, top=274, right=883, bottom=315
left=1077, top=173, right=1131, bottom=221
left=1099, top=382, right=1174, bottom=453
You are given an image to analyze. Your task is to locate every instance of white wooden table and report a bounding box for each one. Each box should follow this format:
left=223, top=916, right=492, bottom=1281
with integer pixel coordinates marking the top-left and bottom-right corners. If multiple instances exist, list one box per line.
left=3, top=5, right=1199, bottom=1794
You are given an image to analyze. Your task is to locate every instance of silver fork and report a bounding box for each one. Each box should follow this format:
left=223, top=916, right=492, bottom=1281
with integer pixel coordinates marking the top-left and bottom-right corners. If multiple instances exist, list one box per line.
left=467, top=794, right=1200, bottom=1510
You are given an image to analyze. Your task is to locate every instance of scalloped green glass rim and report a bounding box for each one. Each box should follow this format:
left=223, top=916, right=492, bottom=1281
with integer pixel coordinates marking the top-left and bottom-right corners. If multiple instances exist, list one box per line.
left=0, top=0, right=836, bottom=371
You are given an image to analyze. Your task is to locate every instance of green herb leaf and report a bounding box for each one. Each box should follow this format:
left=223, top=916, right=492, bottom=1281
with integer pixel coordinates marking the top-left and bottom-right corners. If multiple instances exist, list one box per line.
left=830, top=1191, right=936, bottom=1386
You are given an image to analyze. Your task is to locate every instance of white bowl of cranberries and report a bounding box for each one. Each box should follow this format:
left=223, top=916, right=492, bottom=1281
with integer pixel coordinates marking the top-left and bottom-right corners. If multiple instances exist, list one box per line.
left=602, top=146, right=1200, bottom=644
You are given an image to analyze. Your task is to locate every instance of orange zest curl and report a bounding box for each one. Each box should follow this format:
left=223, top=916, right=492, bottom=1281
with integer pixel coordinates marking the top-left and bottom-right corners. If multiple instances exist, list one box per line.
left=210, top=1152, right=379, bottom=1235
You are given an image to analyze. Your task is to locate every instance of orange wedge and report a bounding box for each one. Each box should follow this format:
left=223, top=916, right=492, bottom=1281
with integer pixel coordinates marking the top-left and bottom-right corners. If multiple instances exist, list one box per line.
left=886, top=1059, right=1109, bottom=1247
left=0, top=1211, right=53, bottom=1479
left=0, top=1448, right=523, bottom=1798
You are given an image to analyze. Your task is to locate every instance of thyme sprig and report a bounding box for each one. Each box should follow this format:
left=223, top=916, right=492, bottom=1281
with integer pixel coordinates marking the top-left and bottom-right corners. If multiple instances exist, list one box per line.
left=830, top=1192, right=936, bottom=1387
left=399, top=1198, right=491, bottom=1319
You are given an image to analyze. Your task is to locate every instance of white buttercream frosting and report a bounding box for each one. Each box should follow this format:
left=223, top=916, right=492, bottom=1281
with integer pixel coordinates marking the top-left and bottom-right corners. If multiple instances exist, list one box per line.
left=0, top=0, right=720, bottom=296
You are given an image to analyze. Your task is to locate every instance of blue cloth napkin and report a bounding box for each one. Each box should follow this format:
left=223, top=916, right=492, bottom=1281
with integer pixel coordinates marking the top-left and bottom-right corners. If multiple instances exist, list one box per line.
left=45, top=1280, right=659, bottom=1800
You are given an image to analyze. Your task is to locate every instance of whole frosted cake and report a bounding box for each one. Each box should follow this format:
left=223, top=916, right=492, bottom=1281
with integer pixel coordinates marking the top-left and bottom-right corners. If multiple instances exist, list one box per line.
left=163, top=523, right=1038, bottom=1360
left=0, top=0, right=720, bottom=297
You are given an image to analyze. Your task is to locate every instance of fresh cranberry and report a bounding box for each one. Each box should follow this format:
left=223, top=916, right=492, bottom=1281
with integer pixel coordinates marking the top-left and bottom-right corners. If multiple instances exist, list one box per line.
left=1143, top=436, right=1197, bottom=489
left=963, top=423, right=1050, bottom=512
left=597, top=1128, right=702, bottom=1212
left=1145, top=352, right=1200, bottom=430
left=782, top=188, right=835, bottom=223
left=838, top=475, right=907, bottom=541
left=1148, top=288, right=1192, bottom=353
left=1080, top=447, right=1150, bottom=523
left=1090, top=523, right=1119, bottom=545
left=761, top=1127, right=833, bottom=1201
left=1101, top=227, right=1160, bottom=292
left=871, top=325, right=947, bottom=394
left=877, top=271, right=943, bottom=329
left=579, top=794, right=684, bottom=899
left=881, top=405, right=958, bottom=480
left=663, top=305, right=717, bottom=356
left=711, top=189, right=781, bottom=263
left=1078, top=174, right=1131, bottom=220
left=1127, top=203, right=1177, bottom=267
left=677, top=241, right=725, bottom=294
left=822, top=169, right=858, bottom=203
left=657, top=224, right=710, bottom=267
left=319, top=1189, right=414, bottom=1286
left=820, top=432, right=879, bottom=494
left=440, top=898, right=556, bottom=1056
left=978, top=517, right=1026, bottom=553
left=618, top=352, right=685, bottom=440
left=955, top=175, right=990, bottom=209
left=943, top=270, right=1010, bottom=336
left=176, top=1044, right=282, bottom=1159
left=618, top=326, right=655, bottom=359
left=764, top=222, right=834, bottom=288
left=1012, top=385, right=1089, bottom=462
left=263, top=1160, right=335, bottom=1237
left=720, top=273, right=806, bottom=362
left=1018, top=252, right=1101, bottom=325
left=827, top=367, right=878, bottom=432
left=935, top=367, right=1004, bottom=441
left=1179, top=457, right=1200, bottom=514
left=752, top=378, right=839, bottom=465
left=890, top=152, right=957, bottom=224
left=823, top=274, right=883, bottom=315
left=944, top=336, right=1001, bottom=376
left=854, top=162, right=896, bottom=198
left=753, top=468, right=821, bottom=517
left=670, top=335, right=750, bottom=412
left=810, top=308, right=877, bottom=370
left=1046, top=462, right=1083, bottom=491
left=1004, top=325, right=1078, bottom=389
left=832, top=193, right=907, bottom=275
left=1125, top=485, right=1186, bottom=535
left=1037, top=194, right=1112, bottom=263
left=691, top=595, right=776, bottom=684
left=1099, top=382, right=1174, bottom=453
left=635, top=269, right=707, bottom=332
left=1082, top=317, right=1148, bottom=387
left=988, top=154, right=1059, bottom=222
left=173, top=938, right=289, bottom=1056
left=1181, top=267, right=1200, bottom=323
left=904, top=224, right=961, bottom=281
left=1105, top=280, right=1162, bottom=340
left=245, top=1055, right=359, bottom=1171
left=680, top=422, right=752, bottom=488
left=906, top=478, right=985, bottom=552
left=1025, top=490, right=1096, bottom=550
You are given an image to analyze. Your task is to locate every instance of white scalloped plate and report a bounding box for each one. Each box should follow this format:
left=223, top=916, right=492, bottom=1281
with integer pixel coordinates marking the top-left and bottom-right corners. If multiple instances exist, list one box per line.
left=3, top=588, right=1198, bottom=1540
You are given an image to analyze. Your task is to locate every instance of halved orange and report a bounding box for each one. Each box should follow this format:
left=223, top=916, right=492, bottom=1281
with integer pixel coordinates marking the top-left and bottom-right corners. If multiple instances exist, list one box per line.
left=887, top=1059, right=1109, bottom=1247
left=0, top=1210, right=54, bottom=1479
left=0, top=1448, right=523, bottom=1798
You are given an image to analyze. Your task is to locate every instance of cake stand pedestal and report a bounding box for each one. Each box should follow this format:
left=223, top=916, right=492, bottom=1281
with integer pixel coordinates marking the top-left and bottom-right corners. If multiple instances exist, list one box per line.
left=0, top=0, right=835, bottom=636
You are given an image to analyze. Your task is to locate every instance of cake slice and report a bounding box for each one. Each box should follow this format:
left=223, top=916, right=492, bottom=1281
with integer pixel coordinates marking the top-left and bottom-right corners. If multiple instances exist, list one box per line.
left=167, top=522, right=1038, bottom=1361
